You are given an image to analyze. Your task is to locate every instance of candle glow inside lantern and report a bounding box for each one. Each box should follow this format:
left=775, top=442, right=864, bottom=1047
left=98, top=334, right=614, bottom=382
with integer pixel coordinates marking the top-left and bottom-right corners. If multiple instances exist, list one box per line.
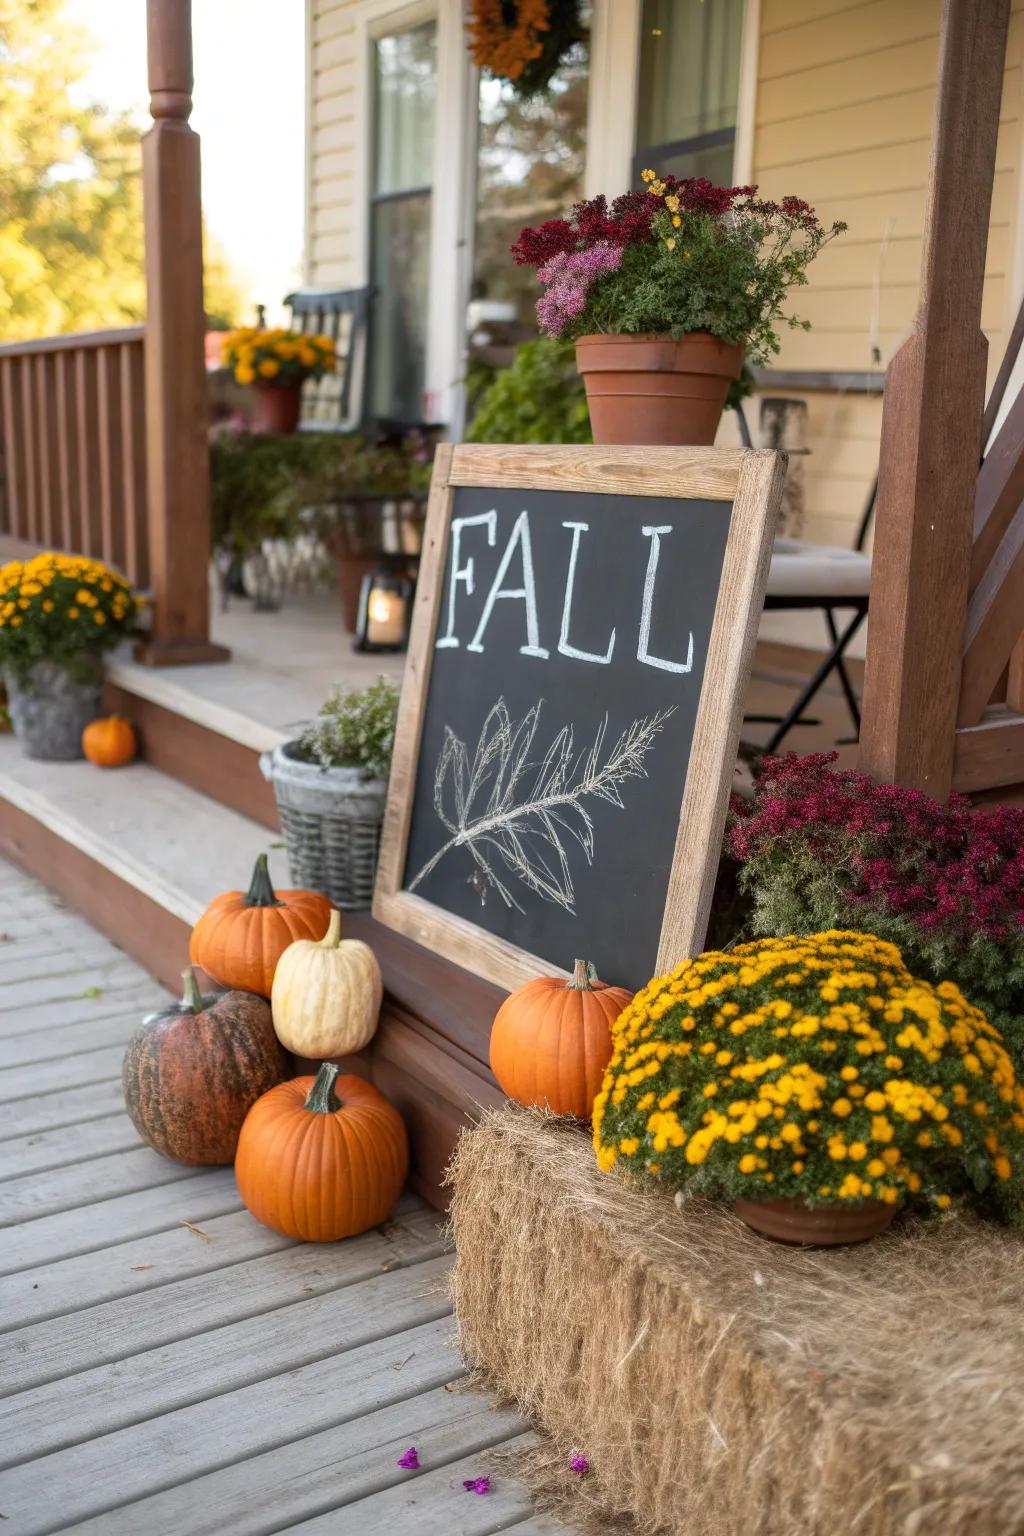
left=355, top=566, right=413, bottom=652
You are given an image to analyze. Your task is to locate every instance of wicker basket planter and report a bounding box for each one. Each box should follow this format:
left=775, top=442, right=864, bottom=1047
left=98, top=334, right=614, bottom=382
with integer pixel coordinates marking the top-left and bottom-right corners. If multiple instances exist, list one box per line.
left=260, top=742, right=387, bottom=910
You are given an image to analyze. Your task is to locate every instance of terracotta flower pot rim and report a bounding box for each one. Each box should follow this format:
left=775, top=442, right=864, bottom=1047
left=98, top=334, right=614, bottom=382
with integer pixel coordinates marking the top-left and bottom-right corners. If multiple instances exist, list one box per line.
left=575, top=331, right=744, bottom=374
left=733, top=1194, right=897, bottom=1247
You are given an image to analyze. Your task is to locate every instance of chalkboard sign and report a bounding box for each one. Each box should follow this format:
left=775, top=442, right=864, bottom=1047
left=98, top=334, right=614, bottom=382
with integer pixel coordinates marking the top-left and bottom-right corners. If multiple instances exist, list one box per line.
left=375, top=445, right=784, bottom=993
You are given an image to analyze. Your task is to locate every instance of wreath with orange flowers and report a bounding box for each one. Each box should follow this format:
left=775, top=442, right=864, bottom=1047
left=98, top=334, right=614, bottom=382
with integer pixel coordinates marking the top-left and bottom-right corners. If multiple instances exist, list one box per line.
left=467, top=0, right=583, bottom=96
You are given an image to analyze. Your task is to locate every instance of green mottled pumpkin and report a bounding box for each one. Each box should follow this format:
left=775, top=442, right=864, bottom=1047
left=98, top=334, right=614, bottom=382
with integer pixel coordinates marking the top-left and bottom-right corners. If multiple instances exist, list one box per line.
left=122, top=968, right=287, bottom=1165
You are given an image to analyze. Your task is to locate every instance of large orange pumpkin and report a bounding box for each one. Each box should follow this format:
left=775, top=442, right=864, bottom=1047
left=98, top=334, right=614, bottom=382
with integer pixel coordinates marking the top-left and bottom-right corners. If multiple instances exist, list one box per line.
left=235, top=1064, right=408, bottom=1241
left=83, top=715, right=136, bottom=767
left=489, top=958, right=632, bottom=1120
left=122, top=967, right=287, bottom=1164
left=189, top=853, right=332, bottom=997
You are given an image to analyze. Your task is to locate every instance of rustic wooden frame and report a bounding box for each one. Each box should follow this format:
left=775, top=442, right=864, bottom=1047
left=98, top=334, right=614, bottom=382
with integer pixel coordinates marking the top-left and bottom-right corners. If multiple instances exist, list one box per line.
left=373, top=443, right=786, bottom=993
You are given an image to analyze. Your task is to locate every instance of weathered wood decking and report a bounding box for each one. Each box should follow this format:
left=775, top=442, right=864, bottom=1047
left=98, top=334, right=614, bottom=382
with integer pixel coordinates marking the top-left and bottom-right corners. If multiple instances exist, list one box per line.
left=0, top=860, right=569, bottom=1535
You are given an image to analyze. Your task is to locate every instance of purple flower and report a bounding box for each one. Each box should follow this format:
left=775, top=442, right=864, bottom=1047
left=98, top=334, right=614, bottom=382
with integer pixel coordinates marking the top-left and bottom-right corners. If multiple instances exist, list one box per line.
left=535, top=243, right=623, bottom=337
left=570, top=1453, right=590, bottom=1475
left=397, top=1447, right=420, bottom=1470
left=463, top=1476, right=491, bottom=1495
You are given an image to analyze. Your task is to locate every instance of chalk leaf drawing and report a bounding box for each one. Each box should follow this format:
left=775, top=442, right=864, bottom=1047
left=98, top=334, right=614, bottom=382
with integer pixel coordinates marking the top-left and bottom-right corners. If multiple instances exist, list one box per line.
left=407, top=697, right=675, bottom=913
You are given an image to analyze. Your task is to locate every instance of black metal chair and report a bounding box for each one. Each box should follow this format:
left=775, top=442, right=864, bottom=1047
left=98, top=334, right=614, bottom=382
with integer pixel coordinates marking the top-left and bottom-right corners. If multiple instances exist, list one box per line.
left=285, top=286, right=372, bottom=434
left=735, top=400, right=874, bottom=753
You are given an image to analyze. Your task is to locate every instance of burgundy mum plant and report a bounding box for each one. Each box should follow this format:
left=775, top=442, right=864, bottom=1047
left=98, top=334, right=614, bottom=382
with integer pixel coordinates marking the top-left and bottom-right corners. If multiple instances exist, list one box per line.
left=511, top=172, right=845, bottom=361
left=729, top=753, right=1024, bottom=1054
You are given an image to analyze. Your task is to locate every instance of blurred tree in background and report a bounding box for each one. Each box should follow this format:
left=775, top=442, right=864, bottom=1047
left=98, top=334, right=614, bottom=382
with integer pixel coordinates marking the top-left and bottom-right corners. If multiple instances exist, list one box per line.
left=0, top=0, right=244, bottom=340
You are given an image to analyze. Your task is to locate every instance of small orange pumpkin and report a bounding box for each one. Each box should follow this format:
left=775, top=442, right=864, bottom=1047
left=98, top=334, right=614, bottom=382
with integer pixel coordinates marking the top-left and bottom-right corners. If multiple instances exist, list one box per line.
left=489, top=957, right=632, bottom=1120
left=189, top=853, right=332, bottom=998
left=83, top=715, right=136, bottom=767
left=235, top=1063, right=409, bottom=1241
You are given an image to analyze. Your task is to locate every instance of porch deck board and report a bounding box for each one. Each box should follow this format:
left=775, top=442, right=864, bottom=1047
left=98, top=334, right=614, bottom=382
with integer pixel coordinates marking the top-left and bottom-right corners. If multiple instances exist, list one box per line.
left=0, top=859, right=547, bottom=1536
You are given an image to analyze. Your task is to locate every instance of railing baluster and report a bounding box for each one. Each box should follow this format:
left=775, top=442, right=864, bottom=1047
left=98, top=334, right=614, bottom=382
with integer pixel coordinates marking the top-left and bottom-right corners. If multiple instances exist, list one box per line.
left=120, top=340, right=147, bottom=587
left=34, top=352, right=57, bottom=547
left=19, top=360, right=39, bottom=544
left=54, top=350, right=77, bottom=554
left=0, top=326, right=149, bottom=580
left=76, top=348, right=103, bottom=561
left=1, top=360, right=24, bottom=540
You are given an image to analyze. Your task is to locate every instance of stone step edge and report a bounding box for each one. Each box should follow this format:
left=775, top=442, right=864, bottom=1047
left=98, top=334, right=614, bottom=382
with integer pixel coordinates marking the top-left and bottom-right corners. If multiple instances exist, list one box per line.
left=0, top=771, right=205, bottom=931
left=105, top=662, right=290, bottom=757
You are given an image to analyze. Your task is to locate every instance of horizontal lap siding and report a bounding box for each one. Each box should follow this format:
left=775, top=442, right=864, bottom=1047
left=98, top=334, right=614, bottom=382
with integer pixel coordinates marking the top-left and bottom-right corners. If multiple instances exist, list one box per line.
left=744, top=0, right=1024, bottom=550
left=308, top=0, right=361, bottom=287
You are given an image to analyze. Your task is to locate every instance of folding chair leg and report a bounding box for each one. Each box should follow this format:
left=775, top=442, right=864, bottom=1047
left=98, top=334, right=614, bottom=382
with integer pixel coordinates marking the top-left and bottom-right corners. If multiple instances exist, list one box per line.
left=762, top=609, right=868, bottom=755
left=825, top=608, right=863, bottom=734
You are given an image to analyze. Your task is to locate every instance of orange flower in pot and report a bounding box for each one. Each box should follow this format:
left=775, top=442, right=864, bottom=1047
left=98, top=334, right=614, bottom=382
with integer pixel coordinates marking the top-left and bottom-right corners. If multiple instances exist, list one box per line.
left=511, top=173, right=845, bottom=447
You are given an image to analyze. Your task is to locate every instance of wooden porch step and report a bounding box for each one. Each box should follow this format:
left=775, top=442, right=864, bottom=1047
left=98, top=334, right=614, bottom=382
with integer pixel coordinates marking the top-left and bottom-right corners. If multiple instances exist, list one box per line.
left=103, top=660, right=285, bottom=830
left=0, top=739, right=504, bottom=1209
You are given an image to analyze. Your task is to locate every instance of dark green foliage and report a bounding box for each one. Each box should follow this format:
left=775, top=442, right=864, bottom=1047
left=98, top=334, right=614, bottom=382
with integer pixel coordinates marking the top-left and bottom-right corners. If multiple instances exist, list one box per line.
left=467, top=339, right=592, bottom=444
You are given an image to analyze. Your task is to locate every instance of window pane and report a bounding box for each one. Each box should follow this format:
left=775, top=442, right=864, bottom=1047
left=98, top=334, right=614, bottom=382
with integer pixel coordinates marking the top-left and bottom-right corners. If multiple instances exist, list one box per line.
left=369, top=192, right=431, bottom=422
left=373, top=22, right=437, bottom=195
left=652, top=139, right=736, bottom=184
left=636, top=0, right=744, bottom=154
left=472, top=27, right=590, bottom=333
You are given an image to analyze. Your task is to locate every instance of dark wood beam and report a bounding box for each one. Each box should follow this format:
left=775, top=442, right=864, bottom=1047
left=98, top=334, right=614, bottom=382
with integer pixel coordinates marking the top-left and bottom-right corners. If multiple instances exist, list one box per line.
left=136, top=0, right=228, bottom=667
left=858, top=0, right=1010, bottom=797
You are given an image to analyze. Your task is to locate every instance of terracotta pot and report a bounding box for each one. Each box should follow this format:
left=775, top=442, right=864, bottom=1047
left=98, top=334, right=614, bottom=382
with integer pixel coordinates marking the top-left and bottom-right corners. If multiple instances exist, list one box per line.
left=734, top=1196, right=896, bottom=1247
left=251, top=382, right=302, bottom=435
left=575, top=331, right=743, bottom=446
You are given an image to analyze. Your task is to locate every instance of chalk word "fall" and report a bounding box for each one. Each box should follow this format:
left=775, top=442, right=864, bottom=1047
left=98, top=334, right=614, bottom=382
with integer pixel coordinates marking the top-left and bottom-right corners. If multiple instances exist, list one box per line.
left=436, top=511, right=693, bottom=674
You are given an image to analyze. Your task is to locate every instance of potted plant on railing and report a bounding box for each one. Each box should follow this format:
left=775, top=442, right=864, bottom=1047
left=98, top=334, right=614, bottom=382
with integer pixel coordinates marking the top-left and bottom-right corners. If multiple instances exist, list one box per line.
left=221, top=327, right=336, bottom=435
left=261, top=676, right=399, bottom=909
left=511, top=173, right=845, bottom=446
left=0, top=553, right=140, bottom=760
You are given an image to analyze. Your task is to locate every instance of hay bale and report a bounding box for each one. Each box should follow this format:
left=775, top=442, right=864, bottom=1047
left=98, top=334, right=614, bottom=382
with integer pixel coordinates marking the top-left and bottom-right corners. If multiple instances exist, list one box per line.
left=448, top=1105, right=1024, bottom=1536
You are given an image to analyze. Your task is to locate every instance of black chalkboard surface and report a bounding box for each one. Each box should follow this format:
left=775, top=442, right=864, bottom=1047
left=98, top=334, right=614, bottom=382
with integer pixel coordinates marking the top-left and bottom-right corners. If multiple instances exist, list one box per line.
left=375, top=446, right=784, bottom=996
left=401, top=486, right=729, bottom=989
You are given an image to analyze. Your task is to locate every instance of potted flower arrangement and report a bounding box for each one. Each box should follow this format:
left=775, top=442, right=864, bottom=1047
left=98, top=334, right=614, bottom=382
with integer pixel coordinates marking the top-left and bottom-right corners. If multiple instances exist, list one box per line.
left=0, top=553, right=139, bottom=760
left=729, top=751, right=1024, bottom=1064
left=221, top=327, right=336, bottom=435
left=261, top=676, right=399, bottom=909
left=594, top=931, right=1024, bottom=1246
left=512, top=173, right=845, bottom=445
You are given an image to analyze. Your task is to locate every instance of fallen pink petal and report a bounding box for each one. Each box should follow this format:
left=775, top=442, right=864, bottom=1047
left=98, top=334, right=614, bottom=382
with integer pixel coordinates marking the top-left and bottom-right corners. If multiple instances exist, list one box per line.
left=397, top=1447, right=419, bottom=1471
left=462, top=1476, right=491, bottom=1495
left=570, top=1453, right=591, bottom=1475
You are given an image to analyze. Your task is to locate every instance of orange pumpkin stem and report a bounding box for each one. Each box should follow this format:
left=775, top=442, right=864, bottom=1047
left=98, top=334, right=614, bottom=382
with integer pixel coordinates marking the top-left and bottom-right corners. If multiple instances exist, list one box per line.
left=244, top=853, right=284, bottom=909
left=304, top=1060, right=342, bottom=1114
left=566, top=957, right=598, bottom=991
left=180, top=966, right=204, bottom=1014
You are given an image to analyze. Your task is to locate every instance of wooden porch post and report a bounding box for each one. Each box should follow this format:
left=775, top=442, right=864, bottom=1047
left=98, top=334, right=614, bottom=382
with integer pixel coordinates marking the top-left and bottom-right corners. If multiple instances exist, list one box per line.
left=135, top=0, right=228, bottom=665
left=858, top=0, right=1008, bottom=795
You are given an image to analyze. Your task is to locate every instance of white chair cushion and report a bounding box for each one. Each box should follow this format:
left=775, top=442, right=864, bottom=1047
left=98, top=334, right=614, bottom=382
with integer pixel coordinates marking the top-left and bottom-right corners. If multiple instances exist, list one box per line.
left=767, top=539, right=872, bottom=600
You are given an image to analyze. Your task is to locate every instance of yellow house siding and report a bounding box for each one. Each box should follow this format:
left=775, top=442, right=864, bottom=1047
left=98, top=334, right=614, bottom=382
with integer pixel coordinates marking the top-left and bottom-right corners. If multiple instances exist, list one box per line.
left=742, top=0, right=1024, bottom=550
left=307, top=0, right=361, bottom=287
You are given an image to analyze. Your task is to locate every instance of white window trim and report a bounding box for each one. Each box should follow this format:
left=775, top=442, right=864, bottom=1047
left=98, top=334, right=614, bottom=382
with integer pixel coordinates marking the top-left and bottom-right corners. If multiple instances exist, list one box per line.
left=588, top=0, right=760, bottom=193
left=733, top=0, right=761, bottom=186
left=585, top=0, right=641, bottom=198
left=344, top=0, right=471, bottom=430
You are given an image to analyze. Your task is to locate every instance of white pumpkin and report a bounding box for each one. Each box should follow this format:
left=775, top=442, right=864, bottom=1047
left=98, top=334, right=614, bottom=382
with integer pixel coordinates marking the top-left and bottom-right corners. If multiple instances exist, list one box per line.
left=271, top=908, right=383, bottom=1058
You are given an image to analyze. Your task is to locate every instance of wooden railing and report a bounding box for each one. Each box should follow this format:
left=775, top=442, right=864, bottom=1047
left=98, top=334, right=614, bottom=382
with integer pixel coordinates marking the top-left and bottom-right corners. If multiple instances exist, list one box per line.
left=0, top=327, right=149, bottom=589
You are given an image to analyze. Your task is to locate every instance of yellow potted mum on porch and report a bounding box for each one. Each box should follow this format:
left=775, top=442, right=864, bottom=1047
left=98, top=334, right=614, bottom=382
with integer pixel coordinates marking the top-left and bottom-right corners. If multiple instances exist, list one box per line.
left=593, top=931, right=1024, bottom=1245
left=221, top=327, right=335, bottom=434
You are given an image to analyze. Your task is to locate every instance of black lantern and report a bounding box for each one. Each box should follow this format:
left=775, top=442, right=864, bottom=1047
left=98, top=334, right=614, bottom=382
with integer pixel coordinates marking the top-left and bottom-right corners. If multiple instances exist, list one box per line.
left=354, top=563, right=414, bottom=653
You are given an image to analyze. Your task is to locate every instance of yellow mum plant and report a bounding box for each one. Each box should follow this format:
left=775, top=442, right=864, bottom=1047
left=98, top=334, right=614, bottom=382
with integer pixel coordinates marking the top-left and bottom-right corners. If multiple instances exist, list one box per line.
left=221, top=327, right=335, bottom=389
left=0, top=553, right=139, bottom=681
left=593, top=931, right=1024, bottom=1225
